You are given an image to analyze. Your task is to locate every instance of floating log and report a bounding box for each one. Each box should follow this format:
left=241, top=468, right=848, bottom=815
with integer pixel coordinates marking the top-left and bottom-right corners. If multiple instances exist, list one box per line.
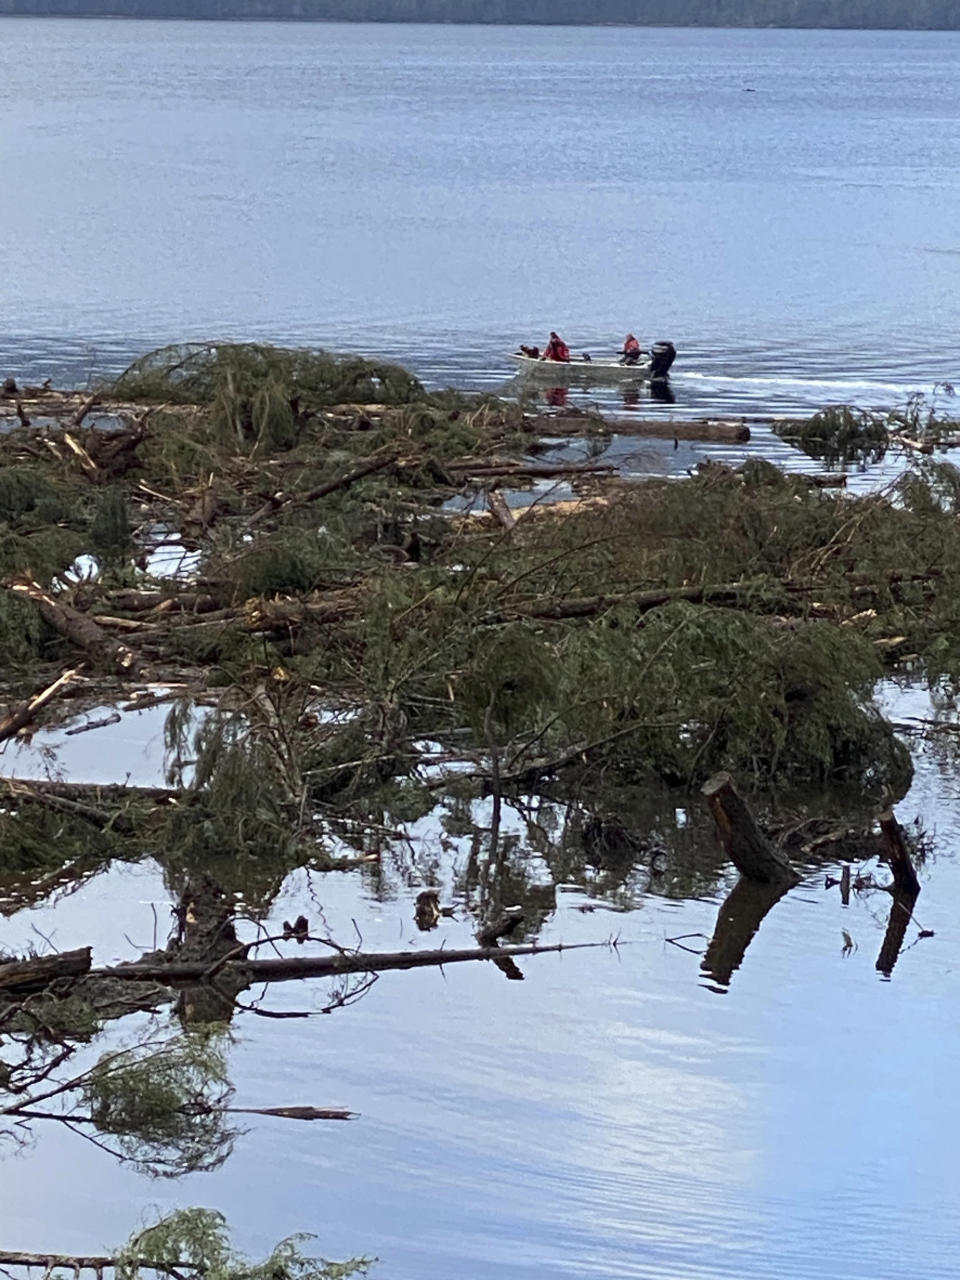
left=89, top=938, right=605, bottom=987
left=445, top=458, right=616, bottom=480
left=528, top=414, right=751, bottom=443
left=0, top=946, right=92, bottom=995
left=702, top=772, right=799, bottom=884
left=608, top=417, right=751, bottom=442
left=226, top=1105, right=353, bottom=1121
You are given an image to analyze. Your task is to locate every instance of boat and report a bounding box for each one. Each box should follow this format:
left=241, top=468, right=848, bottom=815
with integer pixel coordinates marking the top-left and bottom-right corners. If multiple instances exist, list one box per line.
left=510, top=340, right=677, bottom=384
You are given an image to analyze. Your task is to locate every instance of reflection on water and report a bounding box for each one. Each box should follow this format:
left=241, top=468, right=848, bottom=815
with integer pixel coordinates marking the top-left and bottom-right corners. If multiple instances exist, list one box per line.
left=0, top=681, right=955, bottom=1278
left=536, top=379, right=677, bottom=411
left=700, top=874, right=795, bottom=992
left=3, top=15, right=960, bottom=1273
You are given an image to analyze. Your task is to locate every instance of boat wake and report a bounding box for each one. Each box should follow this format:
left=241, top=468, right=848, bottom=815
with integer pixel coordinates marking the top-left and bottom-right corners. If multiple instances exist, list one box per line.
left=678, top=370, right=914, bottom=399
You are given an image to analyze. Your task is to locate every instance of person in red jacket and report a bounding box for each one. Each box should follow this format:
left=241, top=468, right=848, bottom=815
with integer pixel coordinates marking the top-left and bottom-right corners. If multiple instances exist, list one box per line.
left=542, top=331, right=571, bottom=362
left=621, top=333, right=642, bottom=365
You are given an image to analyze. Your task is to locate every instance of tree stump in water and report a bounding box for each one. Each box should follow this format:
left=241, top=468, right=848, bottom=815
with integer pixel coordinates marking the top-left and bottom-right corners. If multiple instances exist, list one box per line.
left=878, top=808, right=921, bottom=897
left=702, top=772, right=799, bottom=885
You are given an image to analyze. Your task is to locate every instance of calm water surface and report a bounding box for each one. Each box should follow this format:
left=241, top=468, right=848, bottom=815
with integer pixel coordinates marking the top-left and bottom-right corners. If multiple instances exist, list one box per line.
left=2, top=19, right=960, bottom=1280
left=1, top=20, right=960, bottom=417
left=1, top=688, right=958, bottom=1279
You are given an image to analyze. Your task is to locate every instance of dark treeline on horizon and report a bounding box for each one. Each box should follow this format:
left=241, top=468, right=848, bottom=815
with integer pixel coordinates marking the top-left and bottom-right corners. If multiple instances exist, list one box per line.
left=2, top=0, right=960, bottom=26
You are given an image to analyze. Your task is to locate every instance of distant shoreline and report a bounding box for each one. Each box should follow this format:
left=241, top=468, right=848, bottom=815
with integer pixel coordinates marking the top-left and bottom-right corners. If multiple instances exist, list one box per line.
left=1, top=2, right=959, bottom=31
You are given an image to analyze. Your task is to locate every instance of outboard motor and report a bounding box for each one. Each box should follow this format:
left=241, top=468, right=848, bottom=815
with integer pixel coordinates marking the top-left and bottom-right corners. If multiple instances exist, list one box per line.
left=649, top=340, right=677, bottom=380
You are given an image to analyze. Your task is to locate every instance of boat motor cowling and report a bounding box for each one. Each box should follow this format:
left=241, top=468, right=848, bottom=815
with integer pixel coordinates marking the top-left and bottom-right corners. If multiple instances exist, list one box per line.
left=649, top=340, right=677, bottom=380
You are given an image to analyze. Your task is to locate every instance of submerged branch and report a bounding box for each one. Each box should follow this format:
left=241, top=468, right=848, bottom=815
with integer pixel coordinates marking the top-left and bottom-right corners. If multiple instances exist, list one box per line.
left=95, top=938, right=611, bottom=986
left=0, top=1254, right=194, bottom=1276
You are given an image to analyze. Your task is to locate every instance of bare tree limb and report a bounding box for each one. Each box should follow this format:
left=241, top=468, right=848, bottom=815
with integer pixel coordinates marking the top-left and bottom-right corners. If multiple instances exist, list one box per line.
left=94, top=937, right=612, bottom=986
left=0, top=669, right=80, bottom=744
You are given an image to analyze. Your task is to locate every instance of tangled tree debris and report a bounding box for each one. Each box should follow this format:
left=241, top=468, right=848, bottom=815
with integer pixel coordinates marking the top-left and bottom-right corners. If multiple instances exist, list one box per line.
left=1, top=336, right=950, bottom=1273
left=0, top=342, right=952, bottom=1025
left=0, top=1208, right=374, bottom=1280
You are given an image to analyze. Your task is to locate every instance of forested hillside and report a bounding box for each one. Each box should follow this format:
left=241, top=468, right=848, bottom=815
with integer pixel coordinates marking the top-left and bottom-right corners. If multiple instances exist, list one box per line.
left=1, top=0, right=958, bottom=26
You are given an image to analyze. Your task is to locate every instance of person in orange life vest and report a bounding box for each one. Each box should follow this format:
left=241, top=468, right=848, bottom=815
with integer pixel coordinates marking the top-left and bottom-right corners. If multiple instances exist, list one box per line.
left=542, top=331, right=570, bottom=362
left=621, top=333, right=642, bottom=365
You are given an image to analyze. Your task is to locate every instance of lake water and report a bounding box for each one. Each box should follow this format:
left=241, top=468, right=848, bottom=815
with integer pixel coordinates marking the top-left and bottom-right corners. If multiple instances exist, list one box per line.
left=2, top=18, right=960, bottom=1280
left=1, top=20, right=960, bottom=417
left=2, top=687, right=958, bottom=1280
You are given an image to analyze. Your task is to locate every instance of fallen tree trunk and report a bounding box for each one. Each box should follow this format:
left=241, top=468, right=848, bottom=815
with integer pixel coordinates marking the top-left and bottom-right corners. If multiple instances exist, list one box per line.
left=71, top=392, right=101, bottom=428
left=91, top=938, right=607, bottom=987
left=488, top=581, right=756, bottom=624
left=528, top=414, right=751, bottom=443
left=9, top=1102, right=353, bottom=1125
left=445, top=458, right=616, bottom=479
left=0, top=947, right=92, bottom=994
left=242, top=445, right=403, bottom=530
left=1, top=780, right=137, bottom=832
left=95, top=589, right=221, bottom=615
left=702, top=772, right=799, bottom=884
left=0, top=776, right=182, bottom=804
left=7, top=579, right=140, bottom=677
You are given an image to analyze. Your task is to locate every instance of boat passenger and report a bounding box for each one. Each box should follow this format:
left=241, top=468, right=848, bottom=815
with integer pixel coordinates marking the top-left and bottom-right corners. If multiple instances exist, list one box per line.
left=542, top=332, right=571, bottom=362
left=621, top=333, right=642, bottom=365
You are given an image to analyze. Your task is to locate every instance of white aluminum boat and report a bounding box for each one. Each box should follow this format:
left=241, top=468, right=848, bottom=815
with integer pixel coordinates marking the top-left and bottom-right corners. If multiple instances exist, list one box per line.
left=510, top=340, right=677, bottom=383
